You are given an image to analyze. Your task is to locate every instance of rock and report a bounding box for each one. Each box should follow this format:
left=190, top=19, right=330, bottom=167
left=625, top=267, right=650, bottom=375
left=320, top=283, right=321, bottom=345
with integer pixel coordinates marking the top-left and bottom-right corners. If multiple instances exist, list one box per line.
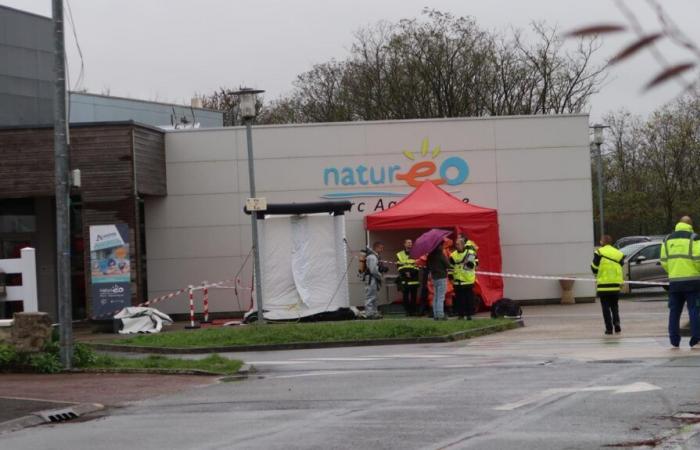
left=11, top=312, right=52, bottom=353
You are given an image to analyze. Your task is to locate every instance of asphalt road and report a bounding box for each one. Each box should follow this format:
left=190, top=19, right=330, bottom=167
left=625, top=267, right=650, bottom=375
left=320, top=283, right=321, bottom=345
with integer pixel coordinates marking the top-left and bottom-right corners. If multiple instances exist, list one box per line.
left=3, top=300, right=700, bottom=449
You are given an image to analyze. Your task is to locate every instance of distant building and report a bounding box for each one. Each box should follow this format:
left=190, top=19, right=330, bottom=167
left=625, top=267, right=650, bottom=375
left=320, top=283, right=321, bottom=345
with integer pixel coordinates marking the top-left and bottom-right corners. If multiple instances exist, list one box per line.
left=69, top=92, right=223, bottom=129
left=0, top=5, right=223, bottom=129
left=0, top=5, right=54, bottom=126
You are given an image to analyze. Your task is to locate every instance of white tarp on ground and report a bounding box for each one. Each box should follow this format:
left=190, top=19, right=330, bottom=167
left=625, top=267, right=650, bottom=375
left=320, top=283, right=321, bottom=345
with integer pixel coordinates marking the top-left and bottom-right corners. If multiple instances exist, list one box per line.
left=114, top=307, right=174, bottom=334
left=248, top=213, right=349, bottom=321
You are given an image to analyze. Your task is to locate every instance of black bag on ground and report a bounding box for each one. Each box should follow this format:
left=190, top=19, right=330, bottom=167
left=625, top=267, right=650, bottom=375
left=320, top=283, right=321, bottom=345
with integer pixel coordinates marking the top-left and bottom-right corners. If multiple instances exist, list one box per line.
left=490, top=298, right=522, bottom=318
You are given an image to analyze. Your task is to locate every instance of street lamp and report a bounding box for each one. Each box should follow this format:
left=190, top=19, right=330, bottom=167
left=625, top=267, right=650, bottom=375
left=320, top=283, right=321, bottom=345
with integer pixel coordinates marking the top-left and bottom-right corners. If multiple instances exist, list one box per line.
left=234, top=88, right=265, bottom=323
left=591, top=124, right=609, bottom=242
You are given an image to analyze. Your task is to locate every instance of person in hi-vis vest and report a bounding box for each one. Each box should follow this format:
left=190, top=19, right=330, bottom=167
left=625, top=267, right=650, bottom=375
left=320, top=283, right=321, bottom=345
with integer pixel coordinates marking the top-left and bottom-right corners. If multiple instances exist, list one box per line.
left=396, top=239, right=420, bottom=316
left=591, top=235, right=625, bottom=335
left=450, top=238, right=478, bottom=320
left=660, top=216, right=700, bottom=348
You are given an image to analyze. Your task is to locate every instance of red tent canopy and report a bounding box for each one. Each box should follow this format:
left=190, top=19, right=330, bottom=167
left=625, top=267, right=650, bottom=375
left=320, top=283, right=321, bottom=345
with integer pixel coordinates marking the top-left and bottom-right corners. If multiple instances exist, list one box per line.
left=365, top=182, right=503, bottom=305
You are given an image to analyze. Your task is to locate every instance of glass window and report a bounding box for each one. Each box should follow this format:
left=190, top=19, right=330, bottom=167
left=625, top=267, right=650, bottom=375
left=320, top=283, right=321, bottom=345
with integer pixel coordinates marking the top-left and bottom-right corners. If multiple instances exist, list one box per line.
left=637, top=244, right=661, bottom=260
left=0, top=199, right=35, bottom=233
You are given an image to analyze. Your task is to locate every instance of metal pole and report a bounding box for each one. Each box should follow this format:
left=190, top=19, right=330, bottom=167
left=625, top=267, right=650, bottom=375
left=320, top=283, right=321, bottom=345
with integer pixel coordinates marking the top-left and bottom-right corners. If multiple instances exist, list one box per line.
left=246, top=120, right=265, bottom=323
left=53, top=0, right=73, bottom=368
left=596, top=142, right=605, bottom=240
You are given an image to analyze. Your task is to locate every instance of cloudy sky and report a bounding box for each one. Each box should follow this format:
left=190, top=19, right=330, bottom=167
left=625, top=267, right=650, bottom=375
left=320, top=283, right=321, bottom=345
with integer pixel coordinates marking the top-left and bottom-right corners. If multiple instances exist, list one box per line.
left=3, top=0, right=699, bottom=121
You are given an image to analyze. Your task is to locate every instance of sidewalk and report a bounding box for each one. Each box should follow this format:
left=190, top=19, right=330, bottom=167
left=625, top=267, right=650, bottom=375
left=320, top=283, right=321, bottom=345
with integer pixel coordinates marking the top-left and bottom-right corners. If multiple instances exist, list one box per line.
left=515, top=297, right=668, bottom=340
left=0, top=372, right=219, bottom=433
left=0, top=373, right=218, bottom=405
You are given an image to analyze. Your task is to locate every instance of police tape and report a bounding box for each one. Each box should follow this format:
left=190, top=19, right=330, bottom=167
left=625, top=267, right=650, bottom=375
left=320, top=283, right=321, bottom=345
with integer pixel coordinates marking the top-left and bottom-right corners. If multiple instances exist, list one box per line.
left=92, top=277, right=254, bottom=320
left=474, top=270, right=669, bottom=286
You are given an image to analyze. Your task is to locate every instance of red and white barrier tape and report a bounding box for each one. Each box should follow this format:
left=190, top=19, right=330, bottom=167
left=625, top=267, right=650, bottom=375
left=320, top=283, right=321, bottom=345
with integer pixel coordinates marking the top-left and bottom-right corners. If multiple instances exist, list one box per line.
left=202, top=283, right=210, bottom=323
left=187, top=286, right=198, bottom=328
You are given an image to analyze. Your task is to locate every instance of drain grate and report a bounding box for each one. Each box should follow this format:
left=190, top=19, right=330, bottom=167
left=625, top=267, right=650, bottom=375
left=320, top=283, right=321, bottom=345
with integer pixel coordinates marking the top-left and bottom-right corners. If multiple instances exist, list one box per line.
left=35, top=407, right=79, bottom=423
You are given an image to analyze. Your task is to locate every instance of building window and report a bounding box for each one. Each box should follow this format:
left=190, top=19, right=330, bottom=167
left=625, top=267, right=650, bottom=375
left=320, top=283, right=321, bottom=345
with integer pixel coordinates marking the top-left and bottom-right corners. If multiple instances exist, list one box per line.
left=0, top=199, right=36, bottom=233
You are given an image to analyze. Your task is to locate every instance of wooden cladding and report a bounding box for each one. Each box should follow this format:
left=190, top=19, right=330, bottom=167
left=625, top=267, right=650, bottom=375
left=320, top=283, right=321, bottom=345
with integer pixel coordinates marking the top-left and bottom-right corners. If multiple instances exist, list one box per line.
left=0, top=122, right=166, bottom=309
left=0, top=123, right=165, bottom=200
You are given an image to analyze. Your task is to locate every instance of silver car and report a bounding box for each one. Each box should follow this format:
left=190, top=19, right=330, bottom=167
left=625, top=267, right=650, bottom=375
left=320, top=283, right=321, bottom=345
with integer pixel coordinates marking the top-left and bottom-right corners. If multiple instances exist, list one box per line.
left=620, top=241, right=668, bottom=291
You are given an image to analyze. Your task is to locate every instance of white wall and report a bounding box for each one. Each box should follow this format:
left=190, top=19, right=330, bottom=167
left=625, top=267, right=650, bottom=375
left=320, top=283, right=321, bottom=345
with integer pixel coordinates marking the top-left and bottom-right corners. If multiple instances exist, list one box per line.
left=145, top=115, right=595, bottom=314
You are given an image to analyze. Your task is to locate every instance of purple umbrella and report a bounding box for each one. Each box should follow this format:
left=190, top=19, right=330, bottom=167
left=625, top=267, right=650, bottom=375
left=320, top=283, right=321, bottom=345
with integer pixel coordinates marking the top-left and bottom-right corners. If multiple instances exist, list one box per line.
left=410, top=228, right=451, bottom=259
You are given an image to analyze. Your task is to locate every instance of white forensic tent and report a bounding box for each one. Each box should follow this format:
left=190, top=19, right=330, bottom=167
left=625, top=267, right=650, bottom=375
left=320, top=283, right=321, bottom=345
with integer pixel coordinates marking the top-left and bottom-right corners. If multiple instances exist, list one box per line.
left=244, top=202, right=352, bottom=321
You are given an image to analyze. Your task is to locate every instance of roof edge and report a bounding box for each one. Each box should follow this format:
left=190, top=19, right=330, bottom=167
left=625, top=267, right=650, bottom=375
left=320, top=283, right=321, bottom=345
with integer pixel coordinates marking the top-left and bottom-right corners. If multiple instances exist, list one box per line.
left=0, top=120, right=165, bottom=134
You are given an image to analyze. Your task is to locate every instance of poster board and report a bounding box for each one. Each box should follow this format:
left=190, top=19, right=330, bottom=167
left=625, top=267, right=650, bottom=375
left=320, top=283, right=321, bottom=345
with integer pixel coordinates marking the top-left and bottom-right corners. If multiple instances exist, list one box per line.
left=89, top=224, right=131, bottom=318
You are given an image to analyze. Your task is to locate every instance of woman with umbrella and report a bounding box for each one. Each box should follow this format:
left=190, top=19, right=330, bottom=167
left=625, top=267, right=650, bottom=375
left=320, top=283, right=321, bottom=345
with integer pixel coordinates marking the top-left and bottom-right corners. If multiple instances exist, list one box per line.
left=411, top=229, right=451, bottom=320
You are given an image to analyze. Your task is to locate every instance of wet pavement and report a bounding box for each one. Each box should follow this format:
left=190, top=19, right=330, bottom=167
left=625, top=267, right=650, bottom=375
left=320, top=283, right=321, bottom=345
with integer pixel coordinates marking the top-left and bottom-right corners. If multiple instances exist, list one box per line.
left=4, top=297, right=700, bottom=449
left=0, top=398, right=73, bottom=423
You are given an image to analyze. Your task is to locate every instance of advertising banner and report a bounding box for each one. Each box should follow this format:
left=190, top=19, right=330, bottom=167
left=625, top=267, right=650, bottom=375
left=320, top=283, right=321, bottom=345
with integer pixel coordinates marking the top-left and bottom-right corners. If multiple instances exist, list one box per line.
left=89, top=224, right=131, bottom=318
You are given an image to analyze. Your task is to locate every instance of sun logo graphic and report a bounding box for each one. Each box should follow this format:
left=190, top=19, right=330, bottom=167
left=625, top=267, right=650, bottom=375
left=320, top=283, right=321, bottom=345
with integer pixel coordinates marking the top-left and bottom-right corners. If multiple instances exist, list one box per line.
left=396, top=138, right=469, bottom=187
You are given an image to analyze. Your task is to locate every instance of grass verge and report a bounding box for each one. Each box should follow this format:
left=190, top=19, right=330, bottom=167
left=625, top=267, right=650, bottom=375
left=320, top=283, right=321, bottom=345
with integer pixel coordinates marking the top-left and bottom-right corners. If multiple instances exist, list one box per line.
left=1, top=342, right=243, bottom=375
left=86, top=353, right=243, bottom=375
left=114, top=318, right=515, bottom=349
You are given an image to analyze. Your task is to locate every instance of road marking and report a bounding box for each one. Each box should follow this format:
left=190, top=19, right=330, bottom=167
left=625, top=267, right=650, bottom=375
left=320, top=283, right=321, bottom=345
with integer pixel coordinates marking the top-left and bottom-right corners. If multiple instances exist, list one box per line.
left=247, top=354, right=456, bottom=365
left=272, top=370, right=366, bottom=379
left=245, top=361, right=309, bottom=365
left=494, top=382, right=661, bottom=411
left=294, top=357, right=387, bottom=361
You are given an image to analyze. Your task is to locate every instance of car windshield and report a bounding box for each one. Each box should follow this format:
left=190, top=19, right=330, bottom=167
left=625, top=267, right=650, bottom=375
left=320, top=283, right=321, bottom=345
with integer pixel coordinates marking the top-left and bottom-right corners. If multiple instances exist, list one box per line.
left=620, top=243, right=649, bottom=256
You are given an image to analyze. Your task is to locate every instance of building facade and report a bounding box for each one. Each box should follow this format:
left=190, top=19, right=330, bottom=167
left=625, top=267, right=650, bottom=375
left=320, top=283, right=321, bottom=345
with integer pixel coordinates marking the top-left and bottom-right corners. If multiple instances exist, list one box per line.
left=0, top=122, right=165, bottom=319
left=145, top=114, right=595, bottom=316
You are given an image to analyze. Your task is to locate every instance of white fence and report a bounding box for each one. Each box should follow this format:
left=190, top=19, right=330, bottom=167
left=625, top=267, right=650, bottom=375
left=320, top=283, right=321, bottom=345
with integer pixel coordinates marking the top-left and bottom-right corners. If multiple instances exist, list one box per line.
left=0, top=247, right=38, bottom=313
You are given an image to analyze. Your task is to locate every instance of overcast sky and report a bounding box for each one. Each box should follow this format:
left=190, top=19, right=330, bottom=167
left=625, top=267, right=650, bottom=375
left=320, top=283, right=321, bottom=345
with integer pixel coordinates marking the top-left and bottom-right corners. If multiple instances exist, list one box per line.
left=3, top=0, right=699, bottom=121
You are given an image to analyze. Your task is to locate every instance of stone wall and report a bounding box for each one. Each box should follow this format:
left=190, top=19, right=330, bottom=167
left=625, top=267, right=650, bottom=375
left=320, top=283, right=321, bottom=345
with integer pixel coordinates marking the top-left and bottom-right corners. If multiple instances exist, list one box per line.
left=0, top=312, right=52, bottom=352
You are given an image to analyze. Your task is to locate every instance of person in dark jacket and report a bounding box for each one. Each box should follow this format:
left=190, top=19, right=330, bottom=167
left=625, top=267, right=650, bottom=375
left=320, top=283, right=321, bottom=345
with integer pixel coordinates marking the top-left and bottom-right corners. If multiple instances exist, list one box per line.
left=427, top=242, right=450, bottom=320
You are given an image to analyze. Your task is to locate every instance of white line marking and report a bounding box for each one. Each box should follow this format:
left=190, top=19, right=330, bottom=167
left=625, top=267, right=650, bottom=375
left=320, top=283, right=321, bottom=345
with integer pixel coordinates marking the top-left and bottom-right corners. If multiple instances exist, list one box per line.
left=494, top=382, right=661, bottom=411
left=272, top=371, right=365, bottom=379
left=244, top=361, right=308, bottom=365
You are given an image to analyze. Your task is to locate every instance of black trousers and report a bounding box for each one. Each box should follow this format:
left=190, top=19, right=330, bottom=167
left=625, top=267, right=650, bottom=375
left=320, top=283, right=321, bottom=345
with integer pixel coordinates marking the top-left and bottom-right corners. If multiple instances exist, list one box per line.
left=418, top=268, right=431, bottom=314
left=599, top=293, right=620, bottom=332
left=401, top=284, right=419, bottom=314
left=454, top=284, right=475, bottom=318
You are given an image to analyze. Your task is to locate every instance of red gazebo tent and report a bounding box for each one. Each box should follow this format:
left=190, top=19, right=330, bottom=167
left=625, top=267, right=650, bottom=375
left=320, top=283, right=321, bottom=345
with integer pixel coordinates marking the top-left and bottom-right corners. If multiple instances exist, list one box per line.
left=365, top=182, right=504, bottom=306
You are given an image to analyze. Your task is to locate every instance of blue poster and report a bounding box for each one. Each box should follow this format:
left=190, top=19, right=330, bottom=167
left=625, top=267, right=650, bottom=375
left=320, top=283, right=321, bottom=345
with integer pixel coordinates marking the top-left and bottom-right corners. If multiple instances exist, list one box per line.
left=89, top=224, right=131, bottom=318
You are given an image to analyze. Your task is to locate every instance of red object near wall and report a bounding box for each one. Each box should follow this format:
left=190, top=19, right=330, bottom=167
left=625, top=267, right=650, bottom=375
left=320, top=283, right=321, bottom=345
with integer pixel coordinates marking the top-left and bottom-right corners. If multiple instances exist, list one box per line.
left=365, top=182, right=503, bottom=306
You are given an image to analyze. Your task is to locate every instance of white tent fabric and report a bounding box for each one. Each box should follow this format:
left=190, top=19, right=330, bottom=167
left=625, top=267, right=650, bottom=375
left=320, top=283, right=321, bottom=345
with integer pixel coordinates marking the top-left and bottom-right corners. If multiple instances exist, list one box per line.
left=248, top=213, right=349, bottom=321
left=114, top=307, right=174, bottom=334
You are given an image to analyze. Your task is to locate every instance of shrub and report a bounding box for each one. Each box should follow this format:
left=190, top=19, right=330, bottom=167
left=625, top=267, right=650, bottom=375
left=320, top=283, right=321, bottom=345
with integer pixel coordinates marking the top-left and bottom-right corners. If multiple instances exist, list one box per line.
left=73, top=343, right=97, bottom=367
left=0, top=343, right=18, bottom=368
left=28, top=351, right=62, bottom=374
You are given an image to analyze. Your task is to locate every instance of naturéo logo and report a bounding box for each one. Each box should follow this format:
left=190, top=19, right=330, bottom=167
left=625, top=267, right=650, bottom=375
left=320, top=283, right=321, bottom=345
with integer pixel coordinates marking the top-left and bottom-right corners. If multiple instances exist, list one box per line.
left=322, top=138, right=470, bottom=212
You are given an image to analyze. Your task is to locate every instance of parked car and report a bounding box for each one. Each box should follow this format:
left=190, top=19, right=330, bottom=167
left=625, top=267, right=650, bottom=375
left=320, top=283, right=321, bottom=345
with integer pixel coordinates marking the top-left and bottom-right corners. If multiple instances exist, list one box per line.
left=620, top=241, right=668, bottom=291
left=615, top=236, right=652, bottom=249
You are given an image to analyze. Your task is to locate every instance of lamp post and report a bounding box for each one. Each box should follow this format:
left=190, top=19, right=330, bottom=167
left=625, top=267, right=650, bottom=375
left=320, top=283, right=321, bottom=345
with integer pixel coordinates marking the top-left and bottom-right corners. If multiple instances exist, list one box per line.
left=234, top=88, right=265, bottom=323
left=591, top=124, right=608, bottom=241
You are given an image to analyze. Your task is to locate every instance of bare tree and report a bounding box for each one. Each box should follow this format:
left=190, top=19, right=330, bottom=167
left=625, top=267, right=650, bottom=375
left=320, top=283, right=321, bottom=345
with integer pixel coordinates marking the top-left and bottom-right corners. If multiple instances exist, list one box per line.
left=261, top=9, right=607, bottom=124
left=567, top=0, right=700, bottom=93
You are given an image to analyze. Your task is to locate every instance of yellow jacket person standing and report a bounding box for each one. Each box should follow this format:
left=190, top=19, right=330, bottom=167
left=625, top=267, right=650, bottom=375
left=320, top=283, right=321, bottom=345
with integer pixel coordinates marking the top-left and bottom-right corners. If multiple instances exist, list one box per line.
left=591, top=235, right=625, bottom=335
left=660, top=216, right=700, bottom=348
left=450, top=237, right=478, bottom=320
left=397, top=239, right=420, bottom=316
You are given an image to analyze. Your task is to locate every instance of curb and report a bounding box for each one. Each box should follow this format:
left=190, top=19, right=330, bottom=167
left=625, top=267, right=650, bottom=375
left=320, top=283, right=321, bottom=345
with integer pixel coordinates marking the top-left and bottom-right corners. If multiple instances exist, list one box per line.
left=0, top=402, right=104, bottom=435
left=86, top=319, right=523, bottom=355
left=218, top=363, right=255, bottom=382
left=67, top=367, right=233, bottom=377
